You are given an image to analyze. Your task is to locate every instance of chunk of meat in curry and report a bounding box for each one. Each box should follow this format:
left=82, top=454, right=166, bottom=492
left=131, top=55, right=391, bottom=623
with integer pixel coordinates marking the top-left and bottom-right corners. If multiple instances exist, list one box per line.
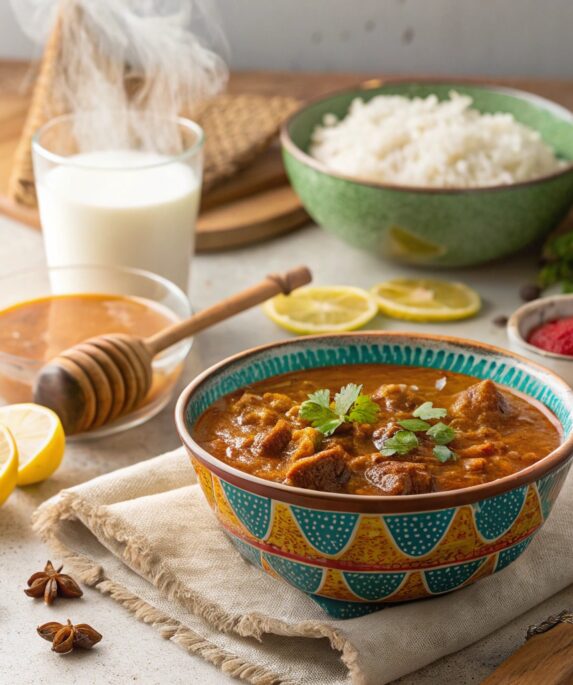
left=193, top=365, right=560, bottom=496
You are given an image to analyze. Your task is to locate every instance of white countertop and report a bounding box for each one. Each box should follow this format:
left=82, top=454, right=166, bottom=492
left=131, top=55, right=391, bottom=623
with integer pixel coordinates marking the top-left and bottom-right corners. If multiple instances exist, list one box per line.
left=2, top=214, right=571, bottom=684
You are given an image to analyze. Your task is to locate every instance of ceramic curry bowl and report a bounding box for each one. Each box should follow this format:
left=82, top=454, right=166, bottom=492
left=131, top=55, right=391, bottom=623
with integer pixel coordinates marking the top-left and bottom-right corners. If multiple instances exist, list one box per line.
left=176, top=333, right=573, bottom=619
left=281, top=82, right=573, bottom=267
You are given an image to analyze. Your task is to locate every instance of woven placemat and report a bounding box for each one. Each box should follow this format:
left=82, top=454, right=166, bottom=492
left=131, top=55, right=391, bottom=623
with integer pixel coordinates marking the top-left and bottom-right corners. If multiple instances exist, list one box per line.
left=198, top=93, right=300, bottom=192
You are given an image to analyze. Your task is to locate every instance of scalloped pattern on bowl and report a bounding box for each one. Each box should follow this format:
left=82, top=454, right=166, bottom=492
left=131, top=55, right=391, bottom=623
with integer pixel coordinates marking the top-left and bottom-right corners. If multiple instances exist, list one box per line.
left=193, top=457, right=568, bottom=618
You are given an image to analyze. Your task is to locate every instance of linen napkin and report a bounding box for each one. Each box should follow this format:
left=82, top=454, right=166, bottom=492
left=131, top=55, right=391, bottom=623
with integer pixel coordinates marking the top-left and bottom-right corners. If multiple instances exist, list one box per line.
left=33, top=448, right=573, bottom=685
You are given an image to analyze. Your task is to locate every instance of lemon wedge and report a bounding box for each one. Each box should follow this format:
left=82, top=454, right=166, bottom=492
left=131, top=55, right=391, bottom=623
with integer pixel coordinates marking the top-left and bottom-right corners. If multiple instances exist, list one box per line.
left=263, top=286, right=378, bottom=334
left=0, top=404, right=65, bottom=486
left=371, top=278, right=481, bottom=322
left=0, top=424, right=18, bottom=506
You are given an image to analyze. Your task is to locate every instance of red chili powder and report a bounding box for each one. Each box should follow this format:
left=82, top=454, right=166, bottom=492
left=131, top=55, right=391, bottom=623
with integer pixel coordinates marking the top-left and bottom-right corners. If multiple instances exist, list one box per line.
left=528, top=317, right=573, bottom=356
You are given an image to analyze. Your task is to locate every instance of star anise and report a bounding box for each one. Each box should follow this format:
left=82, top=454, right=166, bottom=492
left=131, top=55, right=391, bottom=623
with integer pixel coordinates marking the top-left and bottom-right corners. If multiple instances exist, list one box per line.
left=37, top=619, right=102, bottom=654
left=24, top=561, right=83, bottom=605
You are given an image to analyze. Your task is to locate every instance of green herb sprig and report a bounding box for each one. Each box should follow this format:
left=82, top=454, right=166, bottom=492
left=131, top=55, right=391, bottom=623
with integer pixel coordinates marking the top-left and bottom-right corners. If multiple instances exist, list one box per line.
left=397, top=418, right=431, bottom=432
left=538, top=231, right=573, bottom=294
left=299, top=384, right=379, bottom=436
left=380, top=401, right=457, bottom=462
left=426, top=422, right=455, bottom=445
left=413, top=401, right=447, bottom=420
left=433, top=445, right=456, bottom=462
left=380, top=430, right=419, bottom=457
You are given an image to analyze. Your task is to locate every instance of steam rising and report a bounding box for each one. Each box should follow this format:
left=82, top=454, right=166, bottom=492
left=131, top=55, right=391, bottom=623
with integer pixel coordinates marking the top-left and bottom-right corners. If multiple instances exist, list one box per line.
left=11, top=0, right=228, bottom=155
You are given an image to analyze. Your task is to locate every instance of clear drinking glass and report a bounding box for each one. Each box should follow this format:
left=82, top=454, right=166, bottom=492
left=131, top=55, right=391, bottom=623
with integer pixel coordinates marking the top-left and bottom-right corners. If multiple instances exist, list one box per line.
left=32, top=112, right=204, bottom=293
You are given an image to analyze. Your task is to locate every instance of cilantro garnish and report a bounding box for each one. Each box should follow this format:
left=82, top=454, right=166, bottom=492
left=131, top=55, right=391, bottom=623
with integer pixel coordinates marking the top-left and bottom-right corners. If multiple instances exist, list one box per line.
left=379, top=403, right=456, bottom=460
left=380, top=430, right=419, bottom=457
left=299, top=383, right=379, bottom=436
left=538, top=231, right=573, bottom=294
left=426, top=422, right=455, bottom=445
left=433, top=445, right=457, bottom=462
left=307, top=388, right=330, bottom=407
left=413, top=401, right=447, bottom=420
left=348, top=394, right=380, bottom=424
left=333, top=384, right=361, bottom=416
left=397, top=418, right=431, bottom=432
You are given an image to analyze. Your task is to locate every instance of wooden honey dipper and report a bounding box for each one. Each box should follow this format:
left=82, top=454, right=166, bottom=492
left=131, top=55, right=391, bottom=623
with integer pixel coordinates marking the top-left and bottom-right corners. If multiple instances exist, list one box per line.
left=33, top=266, right=312, bottom=435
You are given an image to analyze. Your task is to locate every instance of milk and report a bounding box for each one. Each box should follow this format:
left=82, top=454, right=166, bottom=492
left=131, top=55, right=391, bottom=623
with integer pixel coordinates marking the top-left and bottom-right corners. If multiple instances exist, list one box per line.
left=37, top=150, right=201, bottom=292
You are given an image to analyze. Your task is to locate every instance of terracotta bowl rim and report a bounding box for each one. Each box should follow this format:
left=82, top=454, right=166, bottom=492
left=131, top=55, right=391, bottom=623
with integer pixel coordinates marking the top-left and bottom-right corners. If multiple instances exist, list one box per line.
left=175, top=331, right=573, bottom=513
left=280, top=78, right=573, bottom=196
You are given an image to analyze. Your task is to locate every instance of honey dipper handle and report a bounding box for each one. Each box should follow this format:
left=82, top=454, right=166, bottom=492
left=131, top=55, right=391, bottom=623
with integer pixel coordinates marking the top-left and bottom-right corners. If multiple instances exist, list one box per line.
left=144, top=265, right=312, bottom=355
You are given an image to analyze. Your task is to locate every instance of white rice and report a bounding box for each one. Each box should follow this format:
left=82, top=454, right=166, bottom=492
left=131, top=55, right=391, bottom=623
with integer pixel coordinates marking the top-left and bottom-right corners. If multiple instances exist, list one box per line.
left=309, top=92, right=566, bottom=188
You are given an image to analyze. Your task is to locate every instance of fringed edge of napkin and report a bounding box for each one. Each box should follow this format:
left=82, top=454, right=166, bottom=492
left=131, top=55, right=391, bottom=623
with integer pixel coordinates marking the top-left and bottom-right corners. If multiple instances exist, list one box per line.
left=32, top=489, right=364, bottom=685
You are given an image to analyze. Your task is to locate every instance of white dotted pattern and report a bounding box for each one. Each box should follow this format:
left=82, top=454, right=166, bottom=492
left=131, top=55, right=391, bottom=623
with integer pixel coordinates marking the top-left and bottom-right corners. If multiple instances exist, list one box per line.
left=384, top=510, right=455, bottom=557
left=291, top=507, right=359, bottom=556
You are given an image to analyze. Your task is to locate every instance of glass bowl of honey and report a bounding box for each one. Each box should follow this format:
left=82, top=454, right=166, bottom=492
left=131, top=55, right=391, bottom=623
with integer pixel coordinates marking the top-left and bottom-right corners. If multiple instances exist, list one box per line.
left=0, top=264, right=191, bottom=439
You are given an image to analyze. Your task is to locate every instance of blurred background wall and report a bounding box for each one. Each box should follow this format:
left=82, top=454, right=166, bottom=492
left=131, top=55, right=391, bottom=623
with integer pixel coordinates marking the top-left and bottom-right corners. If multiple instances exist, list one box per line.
left=1, top=0, right=571, bottom=77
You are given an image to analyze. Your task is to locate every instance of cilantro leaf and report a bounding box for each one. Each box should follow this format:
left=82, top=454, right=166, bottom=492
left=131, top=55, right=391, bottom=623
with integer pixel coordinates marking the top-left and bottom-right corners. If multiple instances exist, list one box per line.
left=318, top=416, right=345, bottom=436
left=398, top=418, right=431, bottom=432
left=306, top=388, right=331, bottom=408
left=298, top=402, right=343, bottom=436
left=299, top=384, right=378, bottom=436
left=426, top=421, right=456, bottom=445
left=299, top=399, right=341, bottom=436
left=413, top=401, right=447, bottom=421
left=538, top=263, right=560, bottom=289
left=334, top=383, right=362, bottom=416
left=433, top=445, right=457, bottom=462
left=546, top=231, right=573, bottom=260
left=298, top=400, right=332, bottom=424
left=348, top=394, right=379, bottom=424
left=380, top=430, right=419, bottom=456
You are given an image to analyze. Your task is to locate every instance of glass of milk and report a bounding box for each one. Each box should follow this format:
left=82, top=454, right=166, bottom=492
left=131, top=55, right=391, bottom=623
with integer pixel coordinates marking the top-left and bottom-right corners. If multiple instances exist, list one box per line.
left=32, top=112, right=203, bottom=293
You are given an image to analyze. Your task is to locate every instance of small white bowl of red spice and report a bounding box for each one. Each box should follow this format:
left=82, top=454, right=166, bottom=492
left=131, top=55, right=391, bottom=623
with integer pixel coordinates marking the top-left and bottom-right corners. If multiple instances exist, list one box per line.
left=508, top=294, right=573, bottom=386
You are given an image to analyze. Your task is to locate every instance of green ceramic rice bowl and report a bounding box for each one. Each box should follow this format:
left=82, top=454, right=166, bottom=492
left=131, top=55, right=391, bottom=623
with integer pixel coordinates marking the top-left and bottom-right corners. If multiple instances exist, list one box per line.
left=281, top=82, right=573, bottom=267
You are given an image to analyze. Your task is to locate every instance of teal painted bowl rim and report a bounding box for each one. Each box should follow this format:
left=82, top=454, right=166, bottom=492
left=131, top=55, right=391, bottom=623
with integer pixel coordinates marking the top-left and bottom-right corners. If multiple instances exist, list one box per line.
left=281, top=79, right=573, bottom=195
left=175, top=332, right=573, bottom=514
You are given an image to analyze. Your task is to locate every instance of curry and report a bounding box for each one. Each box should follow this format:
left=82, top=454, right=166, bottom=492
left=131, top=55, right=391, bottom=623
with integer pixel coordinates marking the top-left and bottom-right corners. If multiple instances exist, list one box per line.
left=193, top=364, right=561, bottom=495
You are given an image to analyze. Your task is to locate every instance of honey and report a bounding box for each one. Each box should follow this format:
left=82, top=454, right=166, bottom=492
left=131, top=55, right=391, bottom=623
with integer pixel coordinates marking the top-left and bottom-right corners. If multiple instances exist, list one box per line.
left=0, top=293, right=179, bottom=407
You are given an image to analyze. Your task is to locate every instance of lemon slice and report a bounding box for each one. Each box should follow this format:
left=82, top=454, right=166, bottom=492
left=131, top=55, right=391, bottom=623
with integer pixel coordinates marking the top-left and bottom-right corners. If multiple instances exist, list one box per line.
left=0, top=424, right=18, bottom=506
left=263, top=286, right=378, bottom=334
left=0, top=404, right=65, bottom=486
left=371, top=278, right=481, bottom=322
